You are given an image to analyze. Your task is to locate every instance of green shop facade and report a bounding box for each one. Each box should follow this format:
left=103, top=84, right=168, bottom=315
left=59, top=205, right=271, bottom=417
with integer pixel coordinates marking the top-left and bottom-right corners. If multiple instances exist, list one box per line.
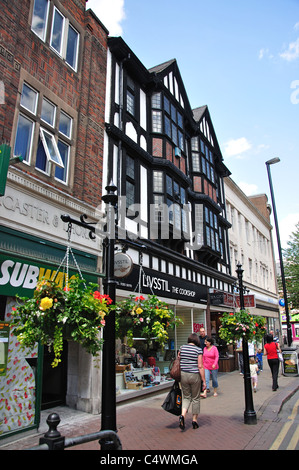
left=0, top=179, right=102, bottom=438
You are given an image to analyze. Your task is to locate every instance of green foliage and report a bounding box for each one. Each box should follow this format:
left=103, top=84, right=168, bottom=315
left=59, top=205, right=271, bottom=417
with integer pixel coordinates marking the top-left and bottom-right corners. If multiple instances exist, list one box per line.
left=114, top=295, right=183, bottom=347
left=11, top=276, right=112, bottom=367
left=281, top=222, right=299, bottom=310
left=218, top=310, right=266, bottom=344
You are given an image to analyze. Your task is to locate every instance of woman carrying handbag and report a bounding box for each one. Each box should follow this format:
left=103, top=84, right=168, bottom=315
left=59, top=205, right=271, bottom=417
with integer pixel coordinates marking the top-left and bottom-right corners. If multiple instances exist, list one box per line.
left=263, top=333, right=282, bottom=391
left=177, top=333, right=206, bottom=430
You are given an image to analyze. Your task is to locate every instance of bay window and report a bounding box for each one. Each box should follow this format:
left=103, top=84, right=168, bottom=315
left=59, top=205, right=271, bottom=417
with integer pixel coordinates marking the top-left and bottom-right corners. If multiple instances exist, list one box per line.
left=151, top=92, right=185, bottom=151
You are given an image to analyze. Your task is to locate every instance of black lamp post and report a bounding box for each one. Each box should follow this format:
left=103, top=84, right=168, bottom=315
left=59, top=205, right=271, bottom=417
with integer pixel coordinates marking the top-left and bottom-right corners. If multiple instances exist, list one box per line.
left=236, top=263, right=257, bottom=425
left=265, top=158, right=292, bottom=347
left=100, top=181, right=118, bottom=449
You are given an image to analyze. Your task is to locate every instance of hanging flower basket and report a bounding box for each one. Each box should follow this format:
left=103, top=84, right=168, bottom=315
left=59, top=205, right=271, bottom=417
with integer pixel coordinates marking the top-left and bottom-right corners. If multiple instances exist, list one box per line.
left=218, top=310, right=266, bottom=344
left=113, top=294, right=183, bottom=347
left=11, top=276, right=112, bottom=367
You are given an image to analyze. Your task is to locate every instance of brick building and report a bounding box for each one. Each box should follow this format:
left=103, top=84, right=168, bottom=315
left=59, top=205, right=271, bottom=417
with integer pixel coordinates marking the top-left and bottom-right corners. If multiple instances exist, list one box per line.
left=0, top=0, right=108, bottom=437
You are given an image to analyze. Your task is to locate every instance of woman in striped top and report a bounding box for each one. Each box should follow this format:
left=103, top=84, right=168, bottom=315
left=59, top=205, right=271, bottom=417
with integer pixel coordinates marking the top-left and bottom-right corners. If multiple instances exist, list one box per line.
left=178, top=333, right=206, bottom=430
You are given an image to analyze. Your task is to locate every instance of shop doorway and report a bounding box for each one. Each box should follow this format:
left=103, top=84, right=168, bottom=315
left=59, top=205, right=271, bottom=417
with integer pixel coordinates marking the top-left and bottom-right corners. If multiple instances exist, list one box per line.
left=41, top=342, right=68, bottom=410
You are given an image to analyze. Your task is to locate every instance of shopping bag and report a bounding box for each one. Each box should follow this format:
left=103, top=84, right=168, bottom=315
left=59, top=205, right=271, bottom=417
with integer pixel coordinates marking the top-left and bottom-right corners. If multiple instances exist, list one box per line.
left=170, top=357, right=181, bottom=382
left=161, top=382, right=182, bottom=416
left=278, top=352, right=283, bottom=362
left=276, top=344, right=283, bottom=362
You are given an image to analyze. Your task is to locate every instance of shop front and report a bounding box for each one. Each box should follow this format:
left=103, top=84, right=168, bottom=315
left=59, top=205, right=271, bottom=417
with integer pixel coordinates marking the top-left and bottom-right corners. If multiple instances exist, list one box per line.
left=209, top=289, right=280, bottom=372
left=114, top=260, right=208, bottom=398
left=281, top=311, right=299, bottom=345
left=0, top=224, right=99, bottom=438
left=209, top=290, right=237, bottom=372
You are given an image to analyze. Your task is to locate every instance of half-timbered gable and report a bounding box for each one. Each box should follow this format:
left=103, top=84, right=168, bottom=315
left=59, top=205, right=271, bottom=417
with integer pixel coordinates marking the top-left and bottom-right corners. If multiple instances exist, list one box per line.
left=104, top=37, right=233, bottom=286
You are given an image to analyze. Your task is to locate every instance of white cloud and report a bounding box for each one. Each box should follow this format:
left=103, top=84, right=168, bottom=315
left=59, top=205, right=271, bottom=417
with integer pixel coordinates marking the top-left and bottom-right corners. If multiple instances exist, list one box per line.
left=86, top=0, right=125, bottom=36
left=258, top=48, right=274, bottom=60
left=223, top=137, right=252, bottom=158
left=258, top=48, right=268, bottom=59
left=238, top=181, right=259, bottom=196
left=280, top=37, right=299, bottom=61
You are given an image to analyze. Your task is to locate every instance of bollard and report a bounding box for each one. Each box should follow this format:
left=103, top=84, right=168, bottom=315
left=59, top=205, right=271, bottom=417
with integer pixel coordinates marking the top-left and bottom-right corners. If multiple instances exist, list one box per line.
left=39, top=413, right=65, bottom=450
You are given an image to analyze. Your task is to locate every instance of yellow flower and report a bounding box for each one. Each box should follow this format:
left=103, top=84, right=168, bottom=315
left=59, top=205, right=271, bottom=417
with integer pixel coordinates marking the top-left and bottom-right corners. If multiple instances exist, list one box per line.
left=39, top=297, right=53, bottom=311
left=98, top=311, right=106, bottom=319
left=136, top=307, right=143, bottom=315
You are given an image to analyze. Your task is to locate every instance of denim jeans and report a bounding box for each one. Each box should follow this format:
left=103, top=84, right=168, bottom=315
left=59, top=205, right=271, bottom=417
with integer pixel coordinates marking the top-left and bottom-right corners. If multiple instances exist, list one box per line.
left=205, top=368, right=218, bottom=388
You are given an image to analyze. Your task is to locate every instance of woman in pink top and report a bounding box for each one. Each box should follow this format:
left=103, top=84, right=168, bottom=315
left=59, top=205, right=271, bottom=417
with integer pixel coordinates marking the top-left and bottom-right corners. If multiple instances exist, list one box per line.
left=200, top=337, right=219, bottom=397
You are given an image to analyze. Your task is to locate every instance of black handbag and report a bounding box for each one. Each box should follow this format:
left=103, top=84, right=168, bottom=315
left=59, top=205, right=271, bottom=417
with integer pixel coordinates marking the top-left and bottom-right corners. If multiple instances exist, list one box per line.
left=161, top=382, right=182, bottom=416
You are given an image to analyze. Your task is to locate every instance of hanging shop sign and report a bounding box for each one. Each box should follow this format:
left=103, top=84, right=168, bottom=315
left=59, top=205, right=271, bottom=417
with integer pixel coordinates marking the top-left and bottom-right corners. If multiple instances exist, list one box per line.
left=235, top=294, right=256, bottom=308
left=117, top=265, right=208, bottom=303
left=210, top=290, right=235, bottom=307
left=209, top=290, right=256, bottom=308
left=209, top=292, right=225, bottom=305
left=114, top=252, right=133, bottom=278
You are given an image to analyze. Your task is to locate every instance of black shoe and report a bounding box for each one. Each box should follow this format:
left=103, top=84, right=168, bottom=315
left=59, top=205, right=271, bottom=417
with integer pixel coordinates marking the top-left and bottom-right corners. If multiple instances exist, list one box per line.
left=192, top=421, right=199, bottom=429
left=179, top=415, right=185, bottom=430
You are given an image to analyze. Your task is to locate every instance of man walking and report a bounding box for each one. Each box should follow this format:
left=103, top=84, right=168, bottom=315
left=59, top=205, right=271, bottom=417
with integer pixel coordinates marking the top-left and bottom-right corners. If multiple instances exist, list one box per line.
left=198, top=327, right=207, bottom=350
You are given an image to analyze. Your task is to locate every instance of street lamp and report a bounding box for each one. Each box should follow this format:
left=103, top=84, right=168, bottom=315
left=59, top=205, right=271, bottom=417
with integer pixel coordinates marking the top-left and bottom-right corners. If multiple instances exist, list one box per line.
left=265, top=158, right=292, bottom=347
left=236, top=263, right=257, bottom=425
left=100, top=181, right=118, bottom=449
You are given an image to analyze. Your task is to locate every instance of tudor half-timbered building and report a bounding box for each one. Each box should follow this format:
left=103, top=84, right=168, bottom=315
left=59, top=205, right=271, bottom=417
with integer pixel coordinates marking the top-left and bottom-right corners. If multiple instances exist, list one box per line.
left=104, top=37, right=236, bottom=370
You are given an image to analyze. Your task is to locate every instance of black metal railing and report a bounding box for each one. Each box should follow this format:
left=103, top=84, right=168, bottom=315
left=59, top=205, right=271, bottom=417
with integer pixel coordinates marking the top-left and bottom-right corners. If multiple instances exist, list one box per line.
left=26, top=413, right=122, bottom=451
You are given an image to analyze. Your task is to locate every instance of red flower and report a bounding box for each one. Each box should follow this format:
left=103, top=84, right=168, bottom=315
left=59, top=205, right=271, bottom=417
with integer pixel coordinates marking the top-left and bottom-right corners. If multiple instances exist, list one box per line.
left=135, top=295, right=145, bottom=301
left=93, top=291, right=102, bottom=299
left=93, top=291, right=113, bottom=305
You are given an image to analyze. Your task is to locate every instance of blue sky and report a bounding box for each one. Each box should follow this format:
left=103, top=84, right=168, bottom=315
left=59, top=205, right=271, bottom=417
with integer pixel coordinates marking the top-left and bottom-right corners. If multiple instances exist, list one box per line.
left=87, top=0, right=299, bottom=255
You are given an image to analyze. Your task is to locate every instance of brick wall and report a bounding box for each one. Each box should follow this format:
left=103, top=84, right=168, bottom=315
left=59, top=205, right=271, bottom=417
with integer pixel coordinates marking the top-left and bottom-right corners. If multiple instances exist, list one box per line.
left=0, top=0, right=108, bottom=207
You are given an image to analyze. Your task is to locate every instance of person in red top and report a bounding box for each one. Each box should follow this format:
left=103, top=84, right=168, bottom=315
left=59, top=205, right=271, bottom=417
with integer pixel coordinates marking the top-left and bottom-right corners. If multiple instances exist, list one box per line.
left=263, top=333, right=282, bottom=391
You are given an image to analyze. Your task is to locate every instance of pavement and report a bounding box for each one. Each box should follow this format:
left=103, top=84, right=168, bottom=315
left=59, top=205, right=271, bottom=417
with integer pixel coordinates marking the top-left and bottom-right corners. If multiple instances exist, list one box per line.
left=1, top=364, right=299, bottom=452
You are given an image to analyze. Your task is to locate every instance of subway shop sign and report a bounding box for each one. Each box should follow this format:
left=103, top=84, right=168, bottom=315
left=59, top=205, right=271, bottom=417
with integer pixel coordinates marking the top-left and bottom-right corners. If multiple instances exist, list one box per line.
left=0, top=254, right=97, bottom=297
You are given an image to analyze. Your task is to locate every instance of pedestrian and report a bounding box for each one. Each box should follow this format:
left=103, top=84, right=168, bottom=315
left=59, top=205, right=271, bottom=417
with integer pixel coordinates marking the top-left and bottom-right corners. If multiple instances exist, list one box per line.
left=263, top=334, right=282, bottom=391
left=200, top=336, right=219, bottom=398
left=178, top=333, right=206, bottom=430
left=198, top=327, right=208, bottom=392
left=256, top=348, right=263, bottom=372
left=270, top=329, right=279, bottom=343
left=198, top=326, right=207, bottom=350
left=249, top=357, right=259, bottom=392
